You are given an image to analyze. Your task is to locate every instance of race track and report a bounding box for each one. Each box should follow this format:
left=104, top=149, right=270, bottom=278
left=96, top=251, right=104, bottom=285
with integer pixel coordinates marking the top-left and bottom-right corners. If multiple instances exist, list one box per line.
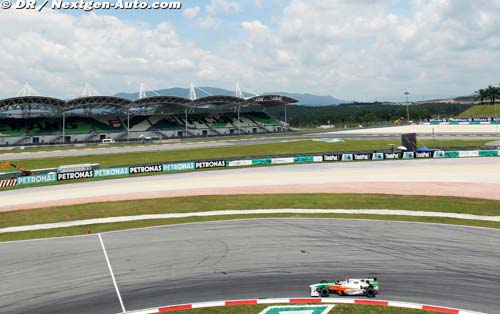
left=1, top=219, right=499, bottom=314
left=2, top=157, right=500, bottom=211
left=1, top=127, right=498, bottom=161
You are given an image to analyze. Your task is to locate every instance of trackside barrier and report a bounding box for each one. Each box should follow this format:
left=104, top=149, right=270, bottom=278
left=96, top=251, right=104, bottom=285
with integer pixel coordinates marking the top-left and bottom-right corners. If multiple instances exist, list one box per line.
left=403, top=152, right=414, bottom=159
left=0, top=178, right=16, bottom=187
left=341, top=154, right=353, bottom=161
left=460, top=151, right=479, bottom=158
left=228, top=160, right=253, bottom=167
left=126, top=298, right=485, bottom=314
left=3, top=150, right=500, bottom=189
left=16, top=173, right=57, bottom=185
left=252, top=158, right=272, bottom=165
left=433, top=151, right=445, bottom=158
left=94, top=167, right=129, bottom=178
left=271, top=157, right=294, bottom=164
left=445, top=151, right=460, bottom=158
left=293, top=156, right=315, bottom=163
left=478, top=150, right=498, bottom=157
left=163, top=162, right=195, bottom=172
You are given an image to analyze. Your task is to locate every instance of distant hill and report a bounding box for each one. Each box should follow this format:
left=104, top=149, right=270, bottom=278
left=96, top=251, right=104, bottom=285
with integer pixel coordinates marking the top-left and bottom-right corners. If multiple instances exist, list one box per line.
left=115, top=87, right=346, bottom=106
left=266, top=92, right=345, bottom=105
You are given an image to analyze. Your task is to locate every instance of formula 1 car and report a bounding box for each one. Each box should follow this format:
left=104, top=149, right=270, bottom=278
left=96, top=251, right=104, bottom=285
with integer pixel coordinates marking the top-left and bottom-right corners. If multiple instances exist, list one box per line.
left=310, top=277, right=379, bottom=298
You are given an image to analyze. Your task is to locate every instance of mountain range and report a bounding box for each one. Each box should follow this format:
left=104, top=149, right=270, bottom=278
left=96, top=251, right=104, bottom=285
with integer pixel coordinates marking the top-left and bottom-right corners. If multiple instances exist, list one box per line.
left=115, top=87, right=346, bottom=106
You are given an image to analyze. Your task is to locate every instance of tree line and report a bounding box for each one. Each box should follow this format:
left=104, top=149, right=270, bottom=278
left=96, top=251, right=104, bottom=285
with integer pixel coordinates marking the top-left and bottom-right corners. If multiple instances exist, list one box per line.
left=475, top=84, right=500, bottom=104
left=265, top=102, right=474, bottom=128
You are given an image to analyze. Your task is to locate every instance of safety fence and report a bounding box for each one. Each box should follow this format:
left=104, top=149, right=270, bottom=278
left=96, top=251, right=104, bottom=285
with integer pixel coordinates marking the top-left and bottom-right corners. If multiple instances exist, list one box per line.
left=1, top=149, right=499, bottom=189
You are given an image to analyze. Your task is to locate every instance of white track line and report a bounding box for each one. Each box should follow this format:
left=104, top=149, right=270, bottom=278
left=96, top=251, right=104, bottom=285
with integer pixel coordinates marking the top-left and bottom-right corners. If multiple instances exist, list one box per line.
left=1, top=209, right=499, bottom=233
left=98, top=233, right=126, bottom=314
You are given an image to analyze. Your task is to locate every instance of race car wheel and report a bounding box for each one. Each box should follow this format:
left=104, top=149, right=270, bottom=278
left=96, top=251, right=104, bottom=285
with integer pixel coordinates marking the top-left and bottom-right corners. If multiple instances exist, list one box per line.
left=365, top=287, right=376, bottom=298
left=320, top=288, right=330, bottom=297
left=320, top=280, right=328, bottom=283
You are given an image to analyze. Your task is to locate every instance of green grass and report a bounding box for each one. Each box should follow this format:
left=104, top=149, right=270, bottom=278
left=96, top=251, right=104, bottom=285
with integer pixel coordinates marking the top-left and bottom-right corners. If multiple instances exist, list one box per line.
left=162, top=304, right=442, bottom=314
left=0, top=139, right=489, bottom=173
left=458, top=104, right=499, bottom=118
left=2, top=194, right=500, bottom=242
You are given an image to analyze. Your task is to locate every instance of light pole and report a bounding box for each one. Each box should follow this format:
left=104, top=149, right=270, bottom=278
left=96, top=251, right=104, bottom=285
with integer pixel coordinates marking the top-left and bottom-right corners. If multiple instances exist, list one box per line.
left=184, top=108, right=188, bottom=137
left=404, top=91, right=410, bottom=123
left=237, top=106, right=241, bottom=135
left=61, top=111, right=66, bottom=144
left=127, top=109, right=130, bottom=142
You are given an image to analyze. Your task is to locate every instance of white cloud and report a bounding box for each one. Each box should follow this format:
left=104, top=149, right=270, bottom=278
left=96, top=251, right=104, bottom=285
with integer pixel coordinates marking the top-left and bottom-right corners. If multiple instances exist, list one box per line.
left=2, top=0, right=500, bottom=101
left=182, top=6, right=200, bottom=19
left=241, top=20, right=269, bottom=33
left=205, top=0, right=241, bottom=16
left=226, top=0, right=500, bottom=99
left=0, top=10, right=232, bottom=98
left=196, top=15, right=223, bottom=29
left=189, top=0, right=240, bottom=29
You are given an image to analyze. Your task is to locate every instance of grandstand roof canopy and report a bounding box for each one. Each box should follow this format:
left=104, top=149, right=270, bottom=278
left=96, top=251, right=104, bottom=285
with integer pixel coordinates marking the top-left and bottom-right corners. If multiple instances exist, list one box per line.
left=248, top=95, right=298, bottom=106
left=134, top=96, right=191, bottom=107
left=0, top=93, right=298, bottom=114
left=66, top=96, right=132, bottom=111
left=194, top=95, right=247, bottom=108
left=0, top=96, right=66, bottom=111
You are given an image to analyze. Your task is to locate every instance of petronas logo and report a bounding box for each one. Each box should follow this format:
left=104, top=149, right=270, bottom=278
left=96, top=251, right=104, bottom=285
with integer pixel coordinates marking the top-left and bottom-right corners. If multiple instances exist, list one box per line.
left=260, top=305, right=334, bottom=314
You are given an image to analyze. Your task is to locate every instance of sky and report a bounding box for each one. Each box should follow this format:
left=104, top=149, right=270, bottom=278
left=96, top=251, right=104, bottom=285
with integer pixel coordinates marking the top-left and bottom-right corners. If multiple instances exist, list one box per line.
left=0, top=0, right=499, bottom=101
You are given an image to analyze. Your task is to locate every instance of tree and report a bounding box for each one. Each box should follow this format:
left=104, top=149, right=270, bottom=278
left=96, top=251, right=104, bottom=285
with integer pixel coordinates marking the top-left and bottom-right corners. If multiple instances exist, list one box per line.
left=474, top=88, right=486, bottom=104
left=485, top=85, right=499, bottom=104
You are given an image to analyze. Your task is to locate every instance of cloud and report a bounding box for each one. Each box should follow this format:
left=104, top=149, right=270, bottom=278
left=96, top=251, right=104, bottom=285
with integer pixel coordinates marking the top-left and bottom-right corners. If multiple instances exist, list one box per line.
left=228, top=0, right=500, bottom=99
left=196, top=15, right=223, bottom=29
left=188, top=0, right=240, bottom=29
left=205, top=0, right=241, bottom=16
left=2, top=0, right=500, bottom=101
left=182, top=6, right=200, bottom=19
left=0, top=10, right=228, bottom=98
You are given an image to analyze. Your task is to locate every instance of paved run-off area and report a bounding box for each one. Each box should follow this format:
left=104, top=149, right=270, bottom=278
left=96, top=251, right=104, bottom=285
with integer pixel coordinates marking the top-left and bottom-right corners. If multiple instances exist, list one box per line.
left=0, top=219, right=498, bottom=314
left=1, top=158, right=499, bottom=211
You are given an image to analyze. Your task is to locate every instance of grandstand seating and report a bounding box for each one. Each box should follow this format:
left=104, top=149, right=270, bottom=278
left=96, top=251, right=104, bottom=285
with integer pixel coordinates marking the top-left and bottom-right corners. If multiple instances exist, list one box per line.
left=150, top=116, right=182, bottom=130
left=205, top=114, right=234, bottom=129
left=128, top=116, right=151, bottom=132
left=246, top=112, right=281, bottom=126
left=0, top=116, right=124, bottom=136
left=0, top=112, right=282, bottom=138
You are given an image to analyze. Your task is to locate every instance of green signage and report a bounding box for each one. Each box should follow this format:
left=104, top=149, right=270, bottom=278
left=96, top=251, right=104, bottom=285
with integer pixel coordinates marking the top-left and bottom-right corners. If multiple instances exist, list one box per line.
left=478, top=150, right=499, bottom=157
left=94, top=167, right=129, bottom=177
left=252, top=158, right=272, bottom=165
left=294, top=156, right=314, bottom=163
left=162, top=162, right=195, bottom=172
left=444, top=151, right=460, bottom=158
left=16, top=173, right=57, bottom=186
left=260, top=305, right=334, bottom=314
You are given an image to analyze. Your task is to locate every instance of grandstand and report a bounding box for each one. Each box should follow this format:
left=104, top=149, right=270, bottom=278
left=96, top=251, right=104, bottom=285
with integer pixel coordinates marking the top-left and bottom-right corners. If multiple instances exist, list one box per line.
left=0, top=86, right=296, bottom=146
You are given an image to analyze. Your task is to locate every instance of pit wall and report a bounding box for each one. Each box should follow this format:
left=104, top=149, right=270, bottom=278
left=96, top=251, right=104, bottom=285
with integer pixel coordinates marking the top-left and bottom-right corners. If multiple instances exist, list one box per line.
left=1, top=149, right=498, bottom=189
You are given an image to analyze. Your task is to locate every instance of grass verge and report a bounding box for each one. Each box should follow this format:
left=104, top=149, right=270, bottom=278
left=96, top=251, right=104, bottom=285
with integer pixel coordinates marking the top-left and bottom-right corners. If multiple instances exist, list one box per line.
left=1, top=194, right=499, bottom=242
left=458, top=104, right=499, bottom=118
left=0, top=139, right=489, bottom=173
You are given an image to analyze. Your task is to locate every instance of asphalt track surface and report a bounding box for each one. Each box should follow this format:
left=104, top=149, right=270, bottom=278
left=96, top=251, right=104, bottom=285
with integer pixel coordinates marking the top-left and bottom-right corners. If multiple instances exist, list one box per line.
left=0, top=129, right=498, bottom=161
left=1, top=219, right=499, bottom=314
